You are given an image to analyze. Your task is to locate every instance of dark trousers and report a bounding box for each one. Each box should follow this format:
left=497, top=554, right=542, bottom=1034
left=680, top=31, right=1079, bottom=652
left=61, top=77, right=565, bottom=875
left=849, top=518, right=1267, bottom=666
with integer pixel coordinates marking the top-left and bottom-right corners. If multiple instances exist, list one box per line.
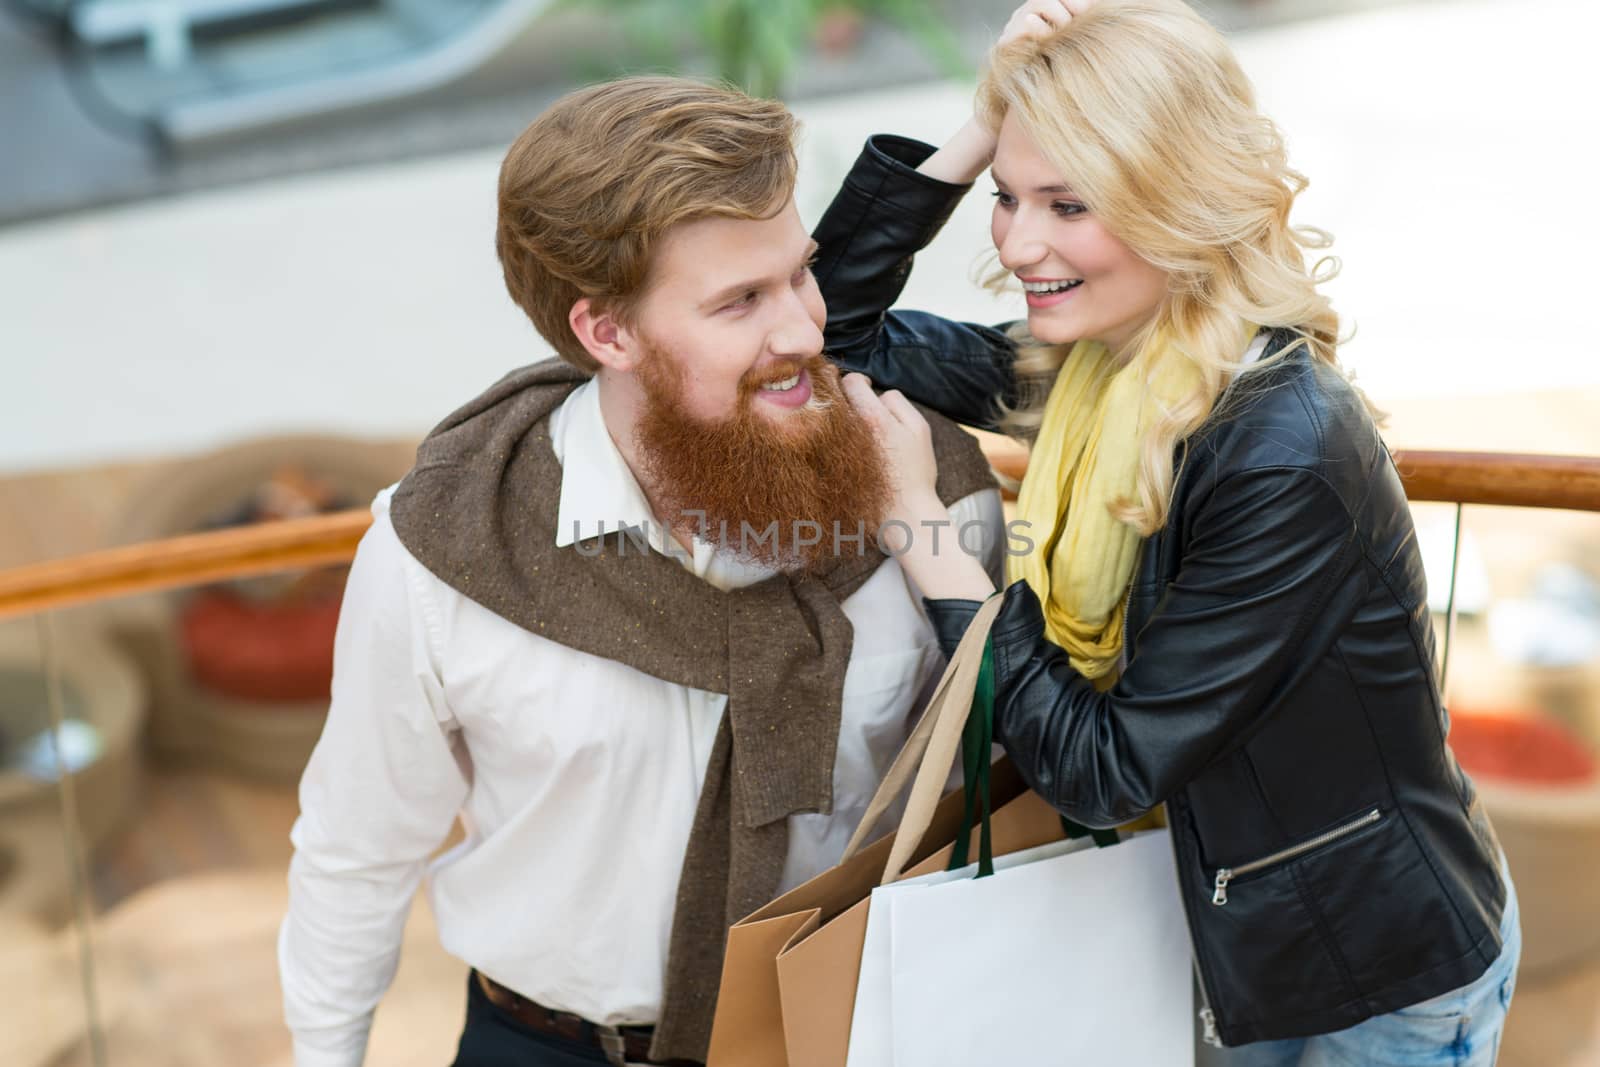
left=450, top=972, right=614, bottom=1067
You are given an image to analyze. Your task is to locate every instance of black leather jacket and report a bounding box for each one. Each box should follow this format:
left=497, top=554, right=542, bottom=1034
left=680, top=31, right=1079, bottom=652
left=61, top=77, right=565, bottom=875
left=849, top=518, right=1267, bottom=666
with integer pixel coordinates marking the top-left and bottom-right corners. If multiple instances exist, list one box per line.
left=815, top=135, right=1508, bottom=1047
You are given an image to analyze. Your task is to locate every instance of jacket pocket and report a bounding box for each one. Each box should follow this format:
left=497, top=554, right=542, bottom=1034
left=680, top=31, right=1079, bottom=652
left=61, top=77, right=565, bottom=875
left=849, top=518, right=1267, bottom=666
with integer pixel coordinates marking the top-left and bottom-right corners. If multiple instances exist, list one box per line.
left=1211, top=808, right=1384, bottom=906
left=1181, top=815, right=1362, bottom=1032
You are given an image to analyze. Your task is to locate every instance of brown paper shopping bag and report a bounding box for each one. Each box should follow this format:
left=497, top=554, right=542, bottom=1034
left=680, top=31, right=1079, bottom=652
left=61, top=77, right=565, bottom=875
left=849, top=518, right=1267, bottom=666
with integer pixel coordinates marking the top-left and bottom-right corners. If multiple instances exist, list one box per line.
left=707, top=595, right=1060, bottom=1067
left=704, top=760, right=1028, bottom=1067
left=773, top=784, right=1069, bottom=1067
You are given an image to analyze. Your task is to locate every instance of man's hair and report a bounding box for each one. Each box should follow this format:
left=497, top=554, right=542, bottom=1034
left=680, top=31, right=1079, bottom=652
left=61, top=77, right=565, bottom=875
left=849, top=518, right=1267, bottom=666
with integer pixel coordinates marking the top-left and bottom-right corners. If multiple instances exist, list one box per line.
left=496, top=76, right=799, bottom=372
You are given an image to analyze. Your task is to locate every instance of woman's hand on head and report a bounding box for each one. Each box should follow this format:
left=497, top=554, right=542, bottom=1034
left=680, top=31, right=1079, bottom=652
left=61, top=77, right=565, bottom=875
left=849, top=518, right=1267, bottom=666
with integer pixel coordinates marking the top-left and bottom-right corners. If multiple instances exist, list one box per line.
left=917, top=0, right=1095, bottom=185
left=842, top=373, right=942, bottom=532
left=998, top=0, right=1095, bottom=47
left=913, top=0, right=1092, bottom=184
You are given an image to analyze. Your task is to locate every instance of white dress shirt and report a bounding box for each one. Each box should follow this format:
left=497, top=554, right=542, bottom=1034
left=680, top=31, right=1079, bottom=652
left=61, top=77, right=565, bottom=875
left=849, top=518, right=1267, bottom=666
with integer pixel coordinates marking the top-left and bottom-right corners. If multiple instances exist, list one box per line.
left=279, top=378, right=1004, bottom=1066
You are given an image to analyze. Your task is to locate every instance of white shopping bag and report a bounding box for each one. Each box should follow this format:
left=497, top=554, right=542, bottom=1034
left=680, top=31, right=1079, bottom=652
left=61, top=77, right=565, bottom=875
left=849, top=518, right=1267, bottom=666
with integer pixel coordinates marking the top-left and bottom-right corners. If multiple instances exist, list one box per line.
left=844, top=835, right=1096, bottom=1066
left=834, top=594, right=1194, bottom=1067
left=886, top=829, right=1193, bottom=1066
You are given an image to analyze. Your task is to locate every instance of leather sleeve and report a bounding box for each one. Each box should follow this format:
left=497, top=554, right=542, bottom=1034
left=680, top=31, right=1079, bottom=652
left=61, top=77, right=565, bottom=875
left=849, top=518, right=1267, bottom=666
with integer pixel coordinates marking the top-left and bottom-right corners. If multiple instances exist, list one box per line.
left=812, top=134, right=1020, bottom=432
left=923, top=466, right=1367, bottom=828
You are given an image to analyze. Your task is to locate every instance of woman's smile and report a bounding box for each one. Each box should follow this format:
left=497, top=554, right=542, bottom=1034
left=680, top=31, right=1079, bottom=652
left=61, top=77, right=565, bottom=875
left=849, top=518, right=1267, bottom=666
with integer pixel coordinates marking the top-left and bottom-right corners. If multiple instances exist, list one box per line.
left=1020, top=276, right=1085, bottom=308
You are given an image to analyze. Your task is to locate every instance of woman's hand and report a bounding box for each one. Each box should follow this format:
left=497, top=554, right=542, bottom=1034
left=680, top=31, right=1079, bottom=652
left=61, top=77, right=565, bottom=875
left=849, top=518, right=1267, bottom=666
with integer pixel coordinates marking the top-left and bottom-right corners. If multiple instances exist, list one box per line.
left=916, top=0, right=1096, bottom=185
left=843, top=373, right=941, bottom=528
left=998, top=0, right=1095, bottom=46
left=843, top=373, right=997, bottom=601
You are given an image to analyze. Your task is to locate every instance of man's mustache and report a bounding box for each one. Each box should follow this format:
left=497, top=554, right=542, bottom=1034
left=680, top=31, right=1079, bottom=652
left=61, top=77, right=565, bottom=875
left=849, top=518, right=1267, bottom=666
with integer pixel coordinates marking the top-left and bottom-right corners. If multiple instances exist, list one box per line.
left=739, top=354, right=833, bottom=393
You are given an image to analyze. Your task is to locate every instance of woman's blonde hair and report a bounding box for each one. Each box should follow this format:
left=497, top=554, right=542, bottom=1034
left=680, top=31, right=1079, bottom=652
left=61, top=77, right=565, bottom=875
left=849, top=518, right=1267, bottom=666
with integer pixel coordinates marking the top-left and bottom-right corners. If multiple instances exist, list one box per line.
left=979, top=0, right=1352, bottom=534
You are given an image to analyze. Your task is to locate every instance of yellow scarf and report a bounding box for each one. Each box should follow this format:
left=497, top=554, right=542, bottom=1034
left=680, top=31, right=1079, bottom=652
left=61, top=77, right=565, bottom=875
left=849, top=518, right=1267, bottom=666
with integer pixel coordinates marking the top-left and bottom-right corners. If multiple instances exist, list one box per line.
left=1006, top=334, right=1203, bottom=681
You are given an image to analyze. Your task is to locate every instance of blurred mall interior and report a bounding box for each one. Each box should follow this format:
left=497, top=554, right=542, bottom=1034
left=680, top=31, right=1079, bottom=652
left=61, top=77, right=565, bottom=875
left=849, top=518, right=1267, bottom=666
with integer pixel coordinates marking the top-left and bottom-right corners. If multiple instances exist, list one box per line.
left=2, top=0, right=1599, bottom=1063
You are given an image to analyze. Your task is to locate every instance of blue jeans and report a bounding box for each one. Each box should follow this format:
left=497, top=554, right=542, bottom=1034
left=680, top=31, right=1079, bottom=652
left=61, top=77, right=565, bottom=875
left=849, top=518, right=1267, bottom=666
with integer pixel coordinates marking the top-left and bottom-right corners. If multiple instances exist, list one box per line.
left=1213, top=864, right=1521, bottom=1067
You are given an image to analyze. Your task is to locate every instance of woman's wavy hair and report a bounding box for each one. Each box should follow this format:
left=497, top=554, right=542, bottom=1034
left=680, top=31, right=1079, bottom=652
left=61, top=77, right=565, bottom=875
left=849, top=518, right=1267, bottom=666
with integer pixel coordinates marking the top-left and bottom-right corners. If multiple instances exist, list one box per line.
left=979, top=0, right=1361, bottom=534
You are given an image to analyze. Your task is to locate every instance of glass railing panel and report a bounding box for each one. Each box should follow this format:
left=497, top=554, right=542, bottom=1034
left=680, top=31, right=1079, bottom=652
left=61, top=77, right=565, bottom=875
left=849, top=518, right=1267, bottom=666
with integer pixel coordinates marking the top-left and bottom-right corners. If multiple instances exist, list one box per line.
left=1418, top=502, right=1600, bottom=746
left=42, top=587, right=298, bottom=1065
left=1, top=611, right=106, bottom=1067
left=1412, top=500, right=1600, bottom=1067
left=35, top=577, right=468, bottom=1065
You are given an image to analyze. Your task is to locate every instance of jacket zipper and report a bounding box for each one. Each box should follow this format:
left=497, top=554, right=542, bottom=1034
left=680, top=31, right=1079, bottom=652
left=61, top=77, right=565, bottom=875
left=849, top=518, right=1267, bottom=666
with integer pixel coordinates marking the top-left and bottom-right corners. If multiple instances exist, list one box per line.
left=1193, top=959, right=1223, bottom=1048
left=1199, top=1004, right=1222, bottom=1048
left=1211, top=808, right=1382, bottom=906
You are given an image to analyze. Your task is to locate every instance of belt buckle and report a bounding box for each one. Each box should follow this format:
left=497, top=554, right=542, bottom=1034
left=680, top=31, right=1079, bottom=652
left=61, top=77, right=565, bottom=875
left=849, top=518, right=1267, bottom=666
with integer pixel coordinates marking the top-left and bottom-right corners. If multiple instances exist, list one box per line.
left=595, top=1024, right=631, bottom=1066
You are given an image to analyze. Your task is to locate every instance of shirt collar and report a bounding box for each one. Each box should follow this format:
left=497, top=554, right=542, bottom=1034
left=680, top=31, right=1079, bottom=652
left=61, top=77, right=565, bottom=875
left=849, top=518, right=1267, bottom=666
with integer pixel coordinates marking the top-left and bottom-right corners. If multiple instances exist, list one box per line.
left=1241, top=329, right=1271, bottom=367
left=550, top=377, right=671, bottom=553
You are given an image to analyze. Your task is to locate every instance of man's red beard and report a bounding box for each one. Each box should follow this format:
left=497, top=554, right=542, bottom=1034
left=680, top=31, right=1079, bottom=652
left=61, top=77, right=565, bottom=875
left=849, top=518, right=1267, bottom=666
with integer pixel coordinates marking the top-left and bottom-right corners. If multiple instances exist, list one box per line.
left=632, top=345, right=891, bottom=572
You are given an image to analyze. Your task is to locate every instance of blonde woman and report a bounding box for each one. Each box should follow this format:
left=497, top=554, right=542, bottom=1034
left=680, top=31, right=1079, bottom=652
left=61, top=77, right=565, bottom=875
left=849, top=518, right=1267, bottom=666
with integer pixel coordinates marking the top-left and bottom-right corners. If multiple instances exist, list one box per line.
left=828, top=1, right=1520, bottom=1063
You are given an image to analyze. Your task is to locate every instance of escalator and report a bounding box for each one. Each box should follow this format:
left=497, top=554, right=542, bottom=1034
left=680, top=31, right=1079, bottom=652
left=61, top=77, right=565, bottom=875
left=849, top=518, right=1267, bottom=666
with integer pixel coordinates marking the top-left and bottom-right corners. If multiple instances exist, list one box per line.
left=9, top=0, right=555, bottom=146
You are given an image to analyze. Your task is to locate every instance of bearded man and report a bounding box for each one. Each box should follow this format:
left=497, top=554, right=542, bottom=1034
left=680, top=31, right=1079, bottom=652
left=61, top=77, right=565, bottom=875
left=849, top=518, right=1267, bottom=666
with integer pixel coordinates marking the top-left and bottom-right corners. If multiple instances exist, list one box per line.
left=278, top=76, right=1002, bottom=1067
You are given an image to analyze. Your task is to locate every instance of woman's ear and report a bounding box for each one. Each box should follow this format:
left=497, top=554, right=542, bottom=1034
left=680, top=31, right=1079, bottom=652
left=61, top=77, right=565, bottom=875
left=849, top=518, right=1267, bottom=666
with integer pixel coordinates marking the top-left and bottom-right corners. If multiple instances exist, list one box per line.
left=569, top=298, right=641, bottom=372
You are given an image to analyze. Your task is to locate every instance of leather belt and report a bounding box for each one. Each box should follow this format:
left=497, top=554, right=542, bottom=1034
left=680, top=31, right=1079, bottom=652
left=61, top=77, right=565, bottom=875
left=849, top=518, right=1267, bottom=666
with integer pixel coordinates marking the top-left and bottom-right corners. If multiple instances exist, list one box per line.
left=474, top=972, right=699, bottom=1066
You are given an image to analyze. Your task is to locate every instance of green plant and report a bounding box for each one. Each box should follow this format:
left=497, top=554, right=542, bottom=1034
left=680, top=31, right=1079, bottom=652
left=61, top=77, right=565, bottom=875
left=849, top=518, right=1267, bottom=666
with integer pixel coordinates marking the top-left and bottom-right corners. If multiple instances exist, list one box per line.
left=852, top=0, right=969, bottom=81
left=562, top=0, right=970, bottom=98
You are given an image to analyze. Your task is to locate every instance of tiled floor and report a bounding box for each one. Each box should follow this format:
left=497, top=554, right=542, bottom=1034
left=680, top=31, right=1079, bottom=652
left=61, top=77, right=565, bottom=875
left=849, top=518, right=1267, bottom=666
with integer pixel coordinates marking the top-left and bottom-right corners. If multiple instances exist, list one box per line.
left=11, top=763, right=1599, bottom=1066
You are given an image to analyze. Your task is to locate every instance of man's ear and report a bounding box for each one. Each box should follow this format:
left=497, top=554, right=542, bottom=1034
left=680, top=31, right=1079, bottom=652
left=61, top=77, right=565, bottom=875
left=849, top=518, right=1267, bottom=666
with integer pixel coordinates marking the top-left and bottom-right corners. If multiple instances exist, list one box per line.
left=569, top=298, right=640, bottom=373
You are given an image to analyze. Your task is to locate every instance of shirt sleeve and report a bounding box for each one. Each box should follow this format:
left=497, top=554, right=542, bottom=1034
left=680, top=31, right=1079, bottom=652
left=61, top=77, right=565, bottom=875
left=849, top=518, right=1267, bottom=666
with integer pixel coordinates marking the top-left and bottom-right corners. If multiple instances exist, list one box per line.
left=959, top=487, right=1007, bottom=590
left=278, top=497, right=469, bottom=1066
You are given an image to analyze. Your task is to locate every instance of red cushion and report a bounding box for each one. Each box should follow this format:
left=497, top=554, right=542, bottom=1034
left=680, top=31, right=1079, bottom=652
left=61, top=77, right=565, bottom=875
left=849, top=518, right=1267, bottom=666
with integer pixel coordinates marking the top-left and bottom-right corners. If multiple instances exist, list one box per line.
left=1449, top=708, right=1597, bottom=784
left=179, top=585, right=343, bottom=703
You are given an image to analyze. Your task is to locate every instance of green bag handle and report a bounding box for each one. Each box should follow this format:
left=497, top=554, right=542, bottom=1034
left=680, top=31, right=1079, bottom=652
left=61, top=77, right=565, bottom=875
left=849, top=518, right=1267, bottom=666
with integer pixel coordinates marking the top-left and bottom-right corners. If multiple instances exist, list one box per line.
left=1059, top=816, right=1122, bottom=849
left=949, top=637, right=996, bottom=878
left=945, top=635, right=1117, bottom=877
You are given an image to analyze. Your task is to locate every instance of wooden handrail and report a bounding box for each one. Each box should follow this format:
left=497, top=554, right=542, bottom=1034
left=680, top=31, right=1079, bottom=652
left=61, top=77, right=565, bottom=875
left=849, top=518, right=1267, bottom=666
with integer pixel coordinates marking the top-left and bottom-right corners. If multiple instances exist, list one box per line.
left=0, top=450, right=1597, bottom=623
left=1390, top=450, right=1600, bottom=511
left=0, top=511, right=371, bottom=623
